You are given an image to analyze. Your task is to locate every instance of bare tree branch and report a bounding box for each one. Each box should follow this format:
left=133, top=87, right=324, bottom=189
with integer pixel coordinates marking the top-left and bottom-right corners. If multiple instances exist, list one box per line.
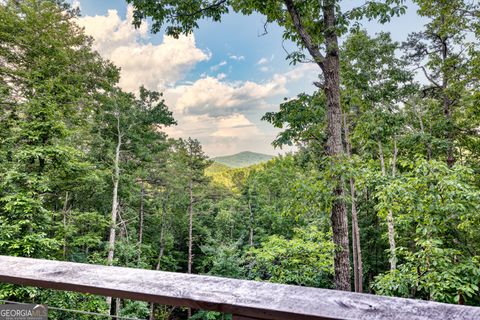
left=284, top=0, right=325, bottom=69
left=420, top=66, right=442, bottom=88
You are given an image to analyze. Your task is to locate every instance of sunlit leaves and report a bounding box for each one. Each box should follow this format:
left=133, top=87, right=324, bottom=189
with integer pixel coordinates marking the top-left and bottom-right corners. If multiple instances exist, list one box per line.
left=246, top=226, right=334, bottom=288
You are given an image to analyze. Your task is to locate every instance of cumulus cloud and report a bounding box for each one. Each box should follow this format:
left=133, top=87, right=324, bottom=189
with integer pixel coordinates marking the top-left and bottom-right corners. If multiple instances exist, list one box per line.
left=76, top=5, right=315, bottom=156
left=216, top=73, right=227, bottom=80
left=211, top=114, right=261, bottom=137
left=76, top=6, right=210, bottom=92
left=165, top=76, right=287, bottom=117
left=162, top=63, right=316, bottom=155
left=162, top=113, right=278, bottom=156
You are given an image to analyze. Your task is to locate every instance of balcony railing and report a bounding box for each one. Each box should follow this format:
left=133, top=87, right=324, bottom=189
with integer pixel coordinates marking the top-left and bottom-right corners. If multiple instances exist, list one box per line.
left=0, top=256, right=479, bottom=320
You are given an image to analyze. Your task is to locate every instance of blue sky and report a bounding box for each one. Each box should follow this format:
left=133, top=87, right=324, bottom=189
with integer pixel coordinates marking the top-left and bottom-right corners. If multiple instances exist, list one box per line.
left=71, top=0, right=426, bottom=157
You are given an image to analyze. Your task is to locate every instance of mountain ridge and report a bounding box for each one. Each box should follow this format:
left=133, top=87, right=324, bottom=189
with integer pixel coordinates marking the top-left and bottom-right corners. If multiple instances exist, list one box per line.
left=212, top=151, right=274, bottom=168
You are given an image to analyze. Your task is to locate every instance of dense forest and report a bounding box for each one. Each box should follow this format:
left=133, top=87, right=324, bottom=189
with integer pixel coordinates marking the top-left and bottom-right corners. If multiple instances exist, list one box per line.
left=0, top=0, right=479, bottom=319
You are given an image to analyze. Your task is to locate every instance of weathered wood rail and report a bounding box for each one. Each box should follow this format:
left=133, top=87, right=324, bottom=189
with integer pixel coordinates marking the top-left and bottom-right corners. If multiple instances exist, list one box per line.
left=0, top=256, right=478, bottom=320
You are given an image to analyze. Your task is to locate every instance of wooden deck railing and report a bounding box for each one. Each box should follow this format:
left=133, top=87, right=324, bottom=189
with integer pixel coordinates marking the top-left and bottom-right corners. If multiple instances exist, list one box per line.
left=0, top=256, right=478, bottom=320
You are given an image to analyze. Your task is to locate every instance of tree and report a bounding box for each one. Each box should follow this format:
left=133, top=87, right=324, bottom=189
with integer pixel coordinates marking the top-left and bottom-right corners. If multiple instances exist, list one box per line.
left=96, top=88, right=175, bottom=312
left=173, top=138, right=211, bottom=274
left=246, top=226, right=334, bottom=288
left=403, top=0, right=479, bottom=167
left=343, top=113, right=363, bottom=292
left=0, top=0, right=120, bottom=314
left=0, top=0, right=118, bottom=258
left=373, top=159, right=480, bottom=305
left=341, top=30, right=414, bottom=272
left=170, top=138, right=211, bottom=318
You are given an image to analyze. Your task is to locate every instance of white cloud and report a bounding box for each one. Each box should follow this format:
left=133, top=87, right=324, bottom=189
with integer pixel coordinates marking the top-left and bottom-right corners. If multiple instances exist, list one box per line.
left=282, top=63, right=317, bottom=82
left=166, top=76, right=287, bottom=117
left=76, top=6, right=210, bottom=93
left=75, top=5, right=315, bottom=156
left=211, top=114, right=261, bottom=137
left=162, top=113, right=277, bottom=157
left=257, top=57, right=269, bottom=65
left=162, top=63, right=316, bottom=156
left=216, top=73, right=227, bottom=80
left=229, top=54, right=245, bottom=61
left=210, top=60, right=227, bottom=72
left=260, top=66, right=269, bottom=72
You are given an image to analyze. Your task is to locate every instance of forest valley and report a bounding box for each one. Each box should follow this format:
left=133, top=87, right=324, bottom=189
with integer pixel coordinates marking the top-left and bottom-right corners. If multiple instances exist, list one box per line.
left=0, top=0, right=479, bottom=319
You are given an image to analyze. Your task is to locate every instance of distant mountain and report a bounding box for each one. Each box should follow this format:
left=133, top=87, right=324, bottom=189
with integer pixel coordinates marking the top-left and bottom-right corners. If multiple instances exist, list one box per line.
left=212, top=151, right=274, bottom=168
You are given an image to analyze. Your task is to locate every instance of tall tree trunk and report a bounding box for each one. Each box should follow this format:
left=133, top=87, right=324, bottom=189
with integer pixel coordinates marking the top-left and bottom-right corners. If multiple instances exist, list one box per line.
left=149, top=201, right=168, bottom=320
left=248, top=199, right=254, bottom=247
left=440, top=32, right=454, bottom=167
left=284, top=0, right=350, bottom=290
left=62, top=191, right=69, bottom=260
left=188, top=179, right=193, bottom=274
left=422, top=16, right=454, bottom=166
left=413, top=103, right=432, bottom=160
left=106, top=112, right=121, bottom=311
left=137, top=180, right=145, bottom=265
left=378, top=139, right=397, bottom=270
left=343, top=114, right=363, bottom=293
left=114, top=205, right=127, bottom=318
left=392, top=137, right=398, bottom=177
left=323, top=2, right=350, bottom=291
left=349, top=178, right=363, bottom=292
left=187, top=179, right=193, bottom=318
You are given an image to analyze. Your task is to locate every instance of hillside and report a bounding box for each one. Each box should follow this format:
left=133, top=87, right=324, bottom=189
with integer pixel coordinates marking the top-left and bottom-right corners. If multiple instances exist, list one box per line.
left=205, top=162, right=231, bottom=174
left=212, top=151, right=274, bottom=168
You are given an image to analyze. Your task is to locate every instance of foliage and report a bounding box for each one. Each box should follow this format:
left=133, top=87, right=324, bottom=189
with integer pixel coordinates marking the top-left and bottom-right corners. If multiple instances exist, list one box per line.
left=246, top=226, right=334, bottom=288
left=0, top=1, right=479, bottom=319
left=373, top=159, right=480, bottom=304
left=374, top=242, right=480, bottom=304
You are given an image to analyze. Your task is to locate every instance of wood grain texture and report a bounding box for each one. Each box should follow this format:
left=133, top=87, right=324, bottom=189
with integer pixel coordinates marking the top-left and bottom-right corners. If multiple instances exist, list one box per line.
left=0, top=256, right=479, bottom=320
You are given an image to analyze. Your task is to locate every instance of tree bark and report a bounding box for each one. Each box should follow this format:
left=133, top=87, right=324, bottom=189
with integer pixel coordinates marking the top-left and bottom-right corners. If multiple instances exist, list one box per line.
left=187, top=179, right=193, bottom=318
left=62, top=191, right=69, bottom=260
left=378, top=139, right=397, bottom=270
left=421, top=17, right=455, bottom=166
left=137, top=180, right=145, bottom=265
left=413, top=103, right=432, bottom=160
left=248, top=199, right=254, bottom=247
left=323, top=2, right=350, bottom=291
left=149, top=204, right=168, bottom=320
left=440, top=31, right=455, bottom=167
left=188, top=179, right=193, bottom=275
left=349, top=178, right=363, bottom=292
left=106, top=110, right=121, bottom=310
left=343, top=114, right=363, bottom=293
